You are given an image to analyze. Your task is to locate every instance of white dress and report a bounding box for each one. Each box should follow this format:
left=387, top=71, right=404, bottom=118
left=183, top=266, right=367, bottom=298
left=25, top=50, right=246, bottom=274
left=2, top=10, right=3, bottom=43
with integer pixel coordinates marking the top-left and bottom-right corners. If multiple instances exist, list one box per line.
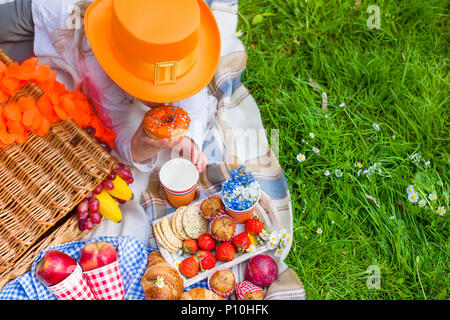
left=31, top=0, right=218, bottom=245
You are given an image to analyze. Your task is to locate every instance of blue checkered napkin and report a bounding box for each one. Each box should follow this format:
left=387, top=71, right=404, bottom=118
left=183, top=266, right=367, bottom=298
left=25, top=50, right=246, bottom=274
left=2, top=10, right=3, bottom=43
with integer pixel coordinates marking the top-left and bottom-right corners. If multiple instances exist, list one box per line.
left=0, top=236, right=152, bottom=300
left=0, top=235, right=211, bottom=300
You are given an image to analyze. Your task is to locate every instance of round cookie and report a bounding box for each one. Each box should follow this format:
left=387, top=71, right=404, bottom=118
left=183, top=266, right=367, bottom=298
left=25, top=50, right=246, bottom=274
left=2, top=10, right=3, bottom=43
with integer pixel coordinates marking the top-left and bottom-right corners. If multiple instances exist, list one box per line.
left=171, top=209, right=184, bottom=241
left=172, top=207, right=190, bottom=240
left=182, top=205, right=208, bottom=239
left=154, top=222, right=178, bottom=253
left=161, top=216, right=183, bottom=248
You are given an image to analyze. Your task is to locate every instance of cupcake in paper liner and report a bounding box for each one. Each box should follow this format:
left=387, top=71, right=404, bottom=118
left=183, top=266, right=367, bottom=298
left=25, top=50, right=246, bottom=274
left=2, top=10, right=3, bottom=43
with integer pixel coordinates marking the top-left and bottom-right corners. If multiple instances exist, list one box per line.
left=199, top=195, right=226, bottom=221
left=208, top=269, right=236, bottom=298
left=236, top=281, right=265, bottom=300
left=47, top=264, right=96, bottom=300
left=83, top=260, right=125, bottom=300
left=208, top=215, right=236, bottom=242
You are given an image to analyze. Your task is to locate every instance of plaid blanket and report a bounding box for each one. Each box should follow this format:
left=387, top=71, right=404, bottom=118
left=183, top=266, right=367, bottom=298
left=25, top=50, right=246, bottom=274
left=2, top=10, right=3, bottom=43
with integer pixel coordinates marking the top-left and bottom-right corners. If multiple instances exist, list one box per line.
left=140, top=0, right=306, bottom=300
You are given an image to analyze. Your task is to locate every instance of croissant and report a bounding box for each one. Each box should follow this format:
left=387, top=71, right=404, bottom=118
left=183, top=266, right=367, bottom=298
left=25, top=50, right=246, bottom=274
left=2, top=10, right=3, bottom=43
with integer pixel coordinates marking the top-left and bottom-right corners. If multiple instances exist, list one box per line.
left=180, top=288, right=226, bottom=300
left=141, top=251, right=184, bottom=300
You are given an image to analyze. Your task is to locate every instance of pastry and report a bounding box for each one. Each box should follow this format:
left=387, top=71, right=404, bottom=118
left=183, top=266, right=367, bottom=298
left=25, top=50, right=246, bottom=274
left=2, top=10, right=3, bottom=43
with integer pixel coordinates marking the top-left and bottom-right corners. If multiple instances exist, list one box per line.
left=200, top=196, right=225, bottom=220
left=210, top=216, right=236, bottom=241
left=236, top=281, right=265, bottom=300
left=209, top=269, right=235, bottom=296
left=244, top=290, right=265, bottom=300
left=182, top=205, right=208, bottom=239
left=180, top=288, right=226, bottom=300
left=142, top=105, right=190, bottom=140
left=141, top=251, right=184, bottom=300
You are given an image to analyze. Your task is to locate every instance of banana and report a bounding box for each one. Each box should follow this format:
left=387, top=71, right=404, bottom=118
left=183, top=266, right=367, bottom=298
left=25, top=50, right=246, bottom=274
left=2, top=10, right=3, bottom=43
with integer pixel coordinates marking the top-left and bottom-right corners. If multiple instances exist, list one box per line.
left=94, top=191, right=122, bottom=223
left=106, top=176, right=133, bottom=201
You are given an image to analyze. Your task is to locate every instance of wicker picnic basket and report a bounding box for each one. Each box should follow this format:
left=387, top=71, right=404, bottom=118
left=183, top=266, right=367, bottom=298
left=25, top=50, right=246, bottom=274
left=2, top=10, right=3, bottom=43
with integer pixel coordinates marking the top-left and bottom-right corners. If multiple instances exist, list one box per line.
left=0, top=49, right=117, bottom=290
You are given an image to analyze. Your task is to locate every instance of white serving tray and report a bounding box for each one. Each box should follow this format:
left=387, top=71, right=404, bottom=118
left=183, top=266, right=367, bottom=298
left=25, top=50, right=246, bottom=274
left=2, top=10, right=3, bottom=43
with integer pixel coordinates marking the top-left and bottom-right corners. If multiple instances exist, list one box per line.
left=152, top=191, right=282, bottom=288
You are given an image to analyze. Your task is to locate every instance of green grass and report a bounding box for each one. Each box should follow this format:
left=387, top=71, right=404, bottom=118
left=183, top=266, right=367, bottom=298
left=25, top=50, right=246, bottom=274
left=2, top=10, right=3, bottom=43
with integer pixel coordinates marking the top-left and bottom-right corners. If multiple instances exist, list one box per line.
left=237, top=0, right=449, bottom=299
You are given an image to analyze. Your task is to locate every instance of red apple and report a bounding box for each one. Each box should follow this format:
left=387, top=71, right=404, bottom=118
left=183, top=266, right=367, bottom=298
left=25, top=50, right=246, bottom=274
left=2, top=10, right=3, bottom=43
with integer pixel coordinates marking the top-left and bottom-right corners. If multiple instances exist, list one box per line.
left=79, top=241, right=118, bottom=272
left=35, top=250, right=78, bottom=287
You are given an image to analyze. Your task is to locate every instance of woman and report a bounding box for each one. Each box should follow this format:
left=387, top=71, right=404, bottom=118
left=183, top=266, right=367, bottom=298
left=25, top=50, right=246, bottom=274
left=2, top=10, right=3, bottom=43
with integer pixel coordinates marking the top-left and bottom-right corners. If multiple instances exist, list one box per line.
left=0, top=0, right=221, bottom=173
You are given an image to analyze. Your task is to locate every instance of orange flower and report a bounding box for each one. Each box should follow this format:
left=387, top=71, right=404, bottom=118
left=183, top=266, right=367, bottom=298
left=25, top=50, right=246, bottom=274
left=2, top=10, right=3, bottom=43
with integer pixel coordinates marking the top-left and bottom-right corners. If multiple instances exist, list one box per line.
left=3, top=102, right=22, bottom=121
left=0, top=56, right=116, bottom=148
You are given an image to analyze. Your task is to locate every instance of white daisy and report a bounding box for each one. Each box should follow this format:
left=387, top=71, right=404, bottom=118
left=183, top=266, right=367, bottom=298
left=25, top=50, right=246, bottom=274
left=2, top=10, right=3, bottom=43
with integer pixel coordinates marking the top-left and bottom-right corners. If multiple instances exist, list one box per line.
left=246, top=244, right=256, bottom=253
left=279, top=229, right=289, bottom=246
left=296, top=153, right=306, bottom=162
left=428, top=193, right=437, bottom=201
left=267, top=232, right=280, bottom=249
left=324, top=170, right=330, bottom=176
left=316, top=228, right=323, bottom=234
left=312, top=147, right=320, bottom=154
left=372, top=123, right=380, bottom=131
left=354, top=162, right=363, bottom=169
left=406, top=185, right=415, bottom=194
left=309, top=132, right=315, bottom=139
left=424, top=161, right=430, bottom=167
left=437, top=206, right=446, bottom=216
left=334, top=169, right=343, bottom=178
left=274, top=248, right=284, bottom=257
left=236, top=30, right=244, bottom=37
left=357, top=169, right=362, bottom=176
left=418, top=199, right=426, bottom=208
left=338, top=102, right=345, bottom=108
left=411, top=153, right=421, bottom=164
left=408, top=192, right=419, bottom=203
left=155, top=276, right=165, bottom=288
left=259, top=229, right=270, bottom=241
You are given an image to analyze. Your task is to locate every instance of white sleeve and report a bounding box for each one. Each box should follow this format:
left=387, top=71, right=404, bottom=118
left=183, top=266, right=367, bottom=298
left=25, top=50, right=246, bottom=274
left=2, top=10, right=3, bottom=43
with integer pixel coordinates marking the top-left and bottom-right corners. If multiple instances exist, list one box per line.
left=176, top=86, right=216, bottom=149
left=82, top=67, right=158, bottom=173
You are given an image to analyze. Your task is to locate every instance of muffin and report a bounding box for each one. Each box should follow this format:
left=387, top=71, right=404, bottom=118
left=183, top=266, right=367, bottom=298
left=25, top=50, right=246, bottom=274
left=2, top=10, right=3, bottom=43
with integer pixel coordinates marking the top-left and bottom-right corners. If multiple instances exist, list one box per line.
left=236, top=281, right=264, bottom=300
left=209, top=269, right=236, bottom=297
left=209, top=216, right=236, bottom=242
left=200, top=196, right=225, bottom=220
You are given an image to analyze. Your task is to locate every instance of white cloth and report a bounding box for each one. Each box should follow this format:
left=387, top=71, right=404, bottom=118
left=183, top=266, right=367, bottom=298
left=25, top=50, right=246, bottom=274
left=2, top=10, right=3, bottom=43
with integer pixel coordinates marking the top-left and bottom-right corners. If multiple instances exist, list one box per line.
left=31, top=0, right=218, bottom=245
left=31, top=0, right=217, bottom=172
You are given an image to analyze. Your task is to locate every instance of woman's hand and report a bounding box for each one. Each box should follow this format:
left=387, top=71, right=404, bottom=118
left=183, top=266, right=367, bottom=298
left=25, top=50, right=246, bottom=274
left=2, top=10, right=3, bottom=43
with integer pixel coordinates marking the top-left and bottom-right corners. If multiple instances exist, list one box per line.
left=172, top=136, right=208, bottom=173
left=131, top=123, right=182, bottom=163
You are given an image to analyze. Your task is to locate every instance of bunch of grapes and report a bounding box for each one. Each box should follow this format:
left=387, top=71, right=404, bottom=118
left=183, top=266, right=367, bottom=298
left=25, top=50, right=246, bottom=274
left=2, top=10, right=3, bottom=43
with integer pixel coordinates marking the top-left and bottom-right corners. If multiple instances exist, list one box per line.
left=76, top=126, right=134, bottom=231
left=83, top=126, right=112, bottom=154
left=77, top=193, right=101, bottom=231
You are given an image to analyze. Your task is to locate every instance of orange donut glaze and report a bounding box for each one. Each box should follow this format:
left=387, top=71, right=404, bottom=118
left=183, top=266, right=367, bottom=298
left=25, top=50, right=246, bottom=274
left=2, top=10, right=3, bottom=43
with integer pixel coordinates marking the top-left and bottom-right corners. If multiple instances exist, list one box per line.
left=142, top=105, right=191, bottom=139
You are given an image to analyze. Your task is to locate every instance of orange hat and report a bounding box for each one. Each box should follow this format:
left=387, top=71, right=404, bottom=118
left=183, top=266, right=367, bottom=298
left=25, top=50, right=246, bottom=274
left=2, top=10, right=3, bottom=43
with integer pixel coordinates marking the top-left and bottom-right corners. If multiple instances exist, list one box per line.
left=85, top=0, right=221, bottom=103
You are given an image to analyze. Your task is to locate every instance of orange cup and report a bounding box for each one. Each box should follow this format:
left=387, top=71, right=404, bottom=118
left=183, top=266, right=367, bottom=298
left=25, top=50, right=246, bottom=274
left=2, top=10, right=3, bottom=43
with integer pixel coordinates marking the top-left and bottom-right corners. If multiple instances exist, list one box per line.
left=159, top=158, right=199, bottom=208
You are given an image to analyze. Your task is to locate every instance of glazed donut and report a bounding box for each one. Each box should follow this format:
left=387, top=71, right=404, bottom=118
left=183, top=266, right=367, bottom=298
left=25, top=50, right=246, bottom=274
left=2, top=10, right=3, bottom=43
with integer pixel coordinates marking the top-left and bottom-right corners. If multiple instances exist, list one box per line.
left=142, top=105, right=191, bottom=140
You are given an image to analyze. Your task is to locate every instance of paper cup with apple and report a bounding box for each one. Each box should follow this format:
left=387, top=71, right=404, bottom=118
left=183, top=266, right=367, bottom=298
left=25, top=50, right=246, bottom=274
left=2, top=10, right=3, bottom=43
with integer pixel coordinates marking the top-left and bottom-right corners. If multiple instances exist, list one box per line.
left=35, top=250, right=95, bottom=300
left=80, top=241, right=125, bottom=300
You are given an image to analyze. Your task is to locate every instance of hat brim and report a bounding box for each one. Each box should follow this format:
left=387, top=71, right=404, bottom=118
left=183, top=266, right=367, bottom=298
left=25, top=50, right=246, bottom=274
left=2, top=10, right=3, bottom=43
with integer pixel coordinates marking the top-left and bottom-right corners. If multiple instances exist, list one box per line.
left=85, top=0, right=221, bottom=103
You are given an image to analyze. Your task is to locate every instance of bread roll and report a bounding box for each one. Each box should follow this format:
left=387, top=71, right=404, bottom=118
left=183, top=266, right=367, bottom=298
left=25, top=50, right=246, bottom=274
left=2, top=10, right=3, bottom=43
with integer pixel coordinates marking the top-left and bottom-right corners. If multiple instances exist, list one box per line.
left=141, top=251, right=184, bottom=300
left=180, top=288, right=226, bottom=300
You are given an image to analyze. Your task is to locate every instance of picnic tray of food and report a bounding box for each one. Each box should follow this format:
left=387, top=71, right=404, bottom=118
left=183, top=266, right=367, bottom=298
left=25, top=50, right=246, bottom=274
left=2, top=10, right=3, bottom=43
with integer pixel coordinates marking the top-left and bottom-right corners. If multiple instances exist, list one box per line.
left=152, top=191, right=283, bottom=288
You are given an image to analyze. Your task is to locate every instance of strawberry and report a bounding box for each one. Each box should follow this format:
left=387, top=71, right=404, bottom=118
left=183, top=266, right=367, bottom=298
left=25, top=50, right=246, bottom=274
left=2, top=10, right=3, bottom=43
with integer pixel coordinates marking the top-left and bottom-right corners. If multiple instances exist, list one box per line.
left=215, top=242, right=235, bottom=262
left=197, top=233, right=216, bottom=251
left=182, top=239, right=198, bottom=255
left=245, top=218, right=264, bottom=236
left=196, top=250, right=216, bottom=271
left=179, top=256, right=199, bottom=278
left=231, top=232, right=251, bottom=253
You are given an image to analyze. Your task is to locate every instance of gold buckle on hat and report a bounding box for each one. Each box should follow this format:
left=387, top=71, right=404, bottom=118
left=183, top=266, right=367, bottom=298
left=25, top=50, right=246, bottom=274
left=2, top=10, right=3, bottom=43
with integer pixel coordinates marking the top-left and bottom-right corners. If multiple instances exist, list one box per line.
left=154, top=61, right=177, bottom=85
